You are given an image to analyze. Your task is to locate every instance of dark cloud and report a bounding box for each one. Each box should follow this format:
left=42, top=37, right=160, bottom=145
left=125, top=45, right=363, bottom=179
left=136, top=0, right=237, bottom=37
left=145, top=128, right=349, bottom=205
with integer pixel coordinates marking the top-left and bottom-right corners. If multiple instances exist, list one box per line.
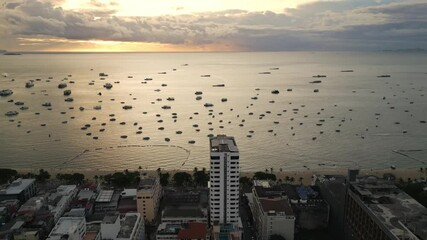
left=1, top=0, right=427, bottom=51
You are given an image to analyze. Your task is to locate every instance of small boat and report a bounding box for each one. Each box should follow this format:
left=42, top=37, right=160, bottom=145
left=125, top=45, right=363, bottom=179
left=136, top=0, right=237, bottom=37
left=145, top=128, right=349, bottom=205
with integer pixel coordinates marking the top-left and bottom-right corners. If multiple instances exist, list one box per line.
left=128, top=76, right=133, bottom=78
left=64, top=90, right=71, bottom=96
left=2, top=73, right=8, bottom=77
left=201, top=75, right=211, bottom=77
left=79, top=107, right=85, bottom=111
left=259, top=72, right=271, bottom=74
left=58, top=83, right=67, bottom=89
left=165, top=138, right=170, bottom=142
left=270, top=67, right=279, bottom=70
left=64, top=97, right=74, bottom=102
left=14, top=101, right=24, bottom=106
left=144, top=78, right=153, bottom=81
left=122, top=105, right=133, bottom=110
left=196, top=96, right=202, bottom=100
left=120, top=135, right=128, bottom=139
left=213, top=84, right=225, bottom=87
left=158, top=72, right=167, bottom=74
left=104, top=83, right=113, bottom=89
left=314, top=89, right=319, bottom=93
left=136, top=131, right=142, bottom=134
left=341, top=70, right=354, bottom=72
left=42, top=102, right=52, bottom=107
left=0, top=89, right=13, bottom=96
left=99, top=73, right=108, bottom=77
left=5, top=111, right=18, bottom=116
left=377, top=75, right=391, bottom=78
left=143, top=137, right=150, bottom=140
left=390, top=165, right=396, bottom=170
left=310, top=80, right=322, bottom=84
left=271, top=90, right=279, bottom=94
left=221, top=98, right=228, bottom=102
left=25, top=82, right=34, bottom=88
left=161, top=84, right=167, bottom=87
left=94, top=105, right=102, bottom=110
left=204, top=103, right=214, bottom=107
left=188, top=140, right=195, bottom=144
left=176, top=131, right=183, bottom=134
left=161, top=105, right=171, bottom=109
left=20, top=106, right=29, bottom=110
left=312, top=75, right=326, bottom=78
left=195, top=91, right=203, bottom=95
left=167, top=97, right=175, bottom=101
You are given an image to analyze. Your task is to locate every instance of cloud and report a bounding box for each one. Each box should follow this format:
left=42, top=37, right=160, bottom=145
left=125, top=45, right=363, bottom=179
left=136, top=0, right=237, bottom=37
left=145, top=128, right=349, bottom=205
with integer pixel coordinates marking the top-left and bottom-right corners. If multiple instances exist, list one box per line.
left=1, top=0, right=427, bottom=51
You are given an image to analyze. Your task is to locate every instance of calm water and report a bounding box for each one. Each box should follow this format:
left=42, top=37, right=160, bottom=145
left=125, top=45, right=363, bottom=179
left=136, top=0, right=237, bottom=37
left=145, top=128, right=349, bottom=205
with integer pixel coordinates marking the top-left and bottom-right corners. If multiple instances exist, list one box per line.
left=0, top=52, right=426, bottom=172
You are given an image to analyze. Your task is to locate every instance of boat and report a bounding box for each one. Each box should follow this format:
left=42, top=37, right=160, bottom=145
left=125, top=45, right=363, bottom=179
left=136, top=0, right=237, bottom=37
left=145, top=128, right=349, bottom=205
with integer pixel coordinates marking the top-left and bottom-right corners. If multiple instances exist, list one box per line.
left=94, top=105, right=102, bottom=110
left=176, top=131, right=183, bottom=134
left=158, top=72, right=166, bottom=74
left=204, top=103, right=214, bottom=107
left=161, top=84, right=167, bottom=87
left=143, top=137, right=150, bottom=140
left=20, top=106, right=29, bottom=110
left=390, top=165, right=396, bottom=170
left=144, top=78, right=153, bottom=81
left=99, top=73, right=108, bottom=77
left=120, top=135, right=127, bottom=139
left=259, top=72, right=271, bottom=74
left=64, top=98, right=73, bottom=102
left=312, top=75, right=327, bottom=78
left=2, top=73, right=8, bottom=77
left=271, top=90, right=279, bottom=94
left=122, top=105, right=133, bottom=110
left=270, top=67, right=279, bottom=70
left=165, top=138, right=170, bottom=142
left=128, top=76, right=133, bottom=78
left=167, top=97, right=175, bottom=101
left=79, top=107, right=85, bottom=111
left=64, top=90, right=71, bottom=96
left=341, top=70, right=354, bottom=72
left=25, top=82, right=34, bottom=88
left=14, top=101, right=24, bottom=106
left=161, top=105, right=171, bottom=109
left=58, top=83, right=67, bottom=89
left=195, top=91, right=203, bottom=95
left=104, top=83, right=113, bottom=89
left=314, top=89, right=319, bottom=93
left=201, top=75, right=211, bottom=77
left=310, top=80, right=322, bottom=84
left=0, top=89, right=13, bottom=96
left=221, top=98, right=228, bottom=102
left=42, top=102, right=51, bottom=107
left=188, top=140, right=195, bottom=144
left=212, top=84, right=225, bottom=87
left=196, top=96, right=202, bottom=100
left=136, top=131, right=142, bottom=134
left=5, top=111, right=18, bottom=116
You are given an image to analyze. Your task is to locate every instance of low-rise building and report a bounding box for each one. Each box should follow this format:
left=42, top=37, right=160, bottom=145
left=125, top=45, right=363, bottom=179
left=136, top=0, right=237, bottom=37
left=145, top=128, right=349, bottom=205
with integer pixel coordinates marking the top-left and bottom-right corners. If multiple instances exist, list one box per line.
left=118, top=189, right=137, bottom=214
left=252, top=181, right=295, bottom=240
left=94, top=190, right=120, bottom=214
left=156, top=223, right=182, bottom=240
left=100, top=213, right=144, bottom=240
left=47, top=217, right=86, bottom=240
left=177, top=222, right=209, bottom=240
left=211, top=224, right=241, bottom=240
left=136, top=175, right=162, bottom=222
left=345, top=175, right=427, bottom=240
left=0, top=179, right=36, bottom=204
left=161, top=191, right=208, bottom=224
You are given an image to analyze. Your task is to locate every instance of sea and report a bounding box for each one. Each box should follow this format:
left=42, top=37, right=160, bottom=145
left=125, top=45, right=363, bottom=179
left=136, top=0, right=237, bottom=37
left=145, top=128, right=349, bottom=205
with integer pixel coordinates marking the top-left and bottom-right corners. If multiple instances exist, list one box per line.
left=0, top=52, right=426, bottom=172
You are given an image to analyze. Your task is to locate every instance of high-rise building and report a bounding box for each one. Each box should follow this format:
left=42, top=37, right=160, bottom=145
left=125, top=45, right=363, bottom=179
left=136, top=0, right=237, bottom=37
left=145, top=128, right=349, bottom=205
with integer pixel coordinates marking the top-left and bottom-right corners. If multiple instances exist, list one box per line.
left=209, top=135, right=240, bottom=225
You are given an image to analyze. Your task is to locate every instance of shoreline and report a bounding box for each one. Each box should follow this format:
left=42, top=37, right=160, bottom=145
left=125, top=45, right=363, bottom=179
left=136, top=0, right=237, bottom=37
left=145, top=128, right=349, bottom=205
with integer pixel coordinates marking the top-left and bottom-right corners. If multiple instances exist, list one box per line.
left=14, top=167, right=426, bottom=185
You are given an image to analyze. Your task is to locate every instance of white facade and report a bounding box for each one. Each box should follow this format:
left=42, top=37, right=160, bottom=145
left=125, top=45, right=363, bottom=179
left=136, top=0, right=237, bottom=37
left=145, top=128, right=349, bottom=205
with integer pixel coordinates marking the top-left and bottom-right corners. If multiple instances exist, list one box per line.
left=209, top=135, right=240, bottom=225
left=47, top=217, right=86, bottom=240
left=100, top=213, right=144, bottom=240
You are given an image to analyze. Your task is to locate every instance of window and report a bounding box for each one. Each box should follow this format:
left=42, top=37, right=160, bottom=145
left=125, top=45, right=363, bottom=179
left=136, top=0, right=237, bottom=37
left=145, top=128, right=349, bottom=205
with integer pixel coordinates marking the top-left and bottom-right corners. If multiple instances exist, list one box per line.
left=211, top=156, right=220, bottom=160
left=231, top=156, right=239, bottom=160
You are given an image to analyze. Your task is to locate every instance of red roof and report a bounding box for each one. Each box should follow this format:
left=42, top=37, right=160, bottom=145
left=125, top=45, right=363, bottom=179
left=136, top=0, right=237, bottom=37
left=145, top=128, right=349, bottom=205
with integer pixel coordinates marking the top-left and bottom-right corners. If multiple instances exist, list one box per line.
left=177, top=222, right=207, bottom=239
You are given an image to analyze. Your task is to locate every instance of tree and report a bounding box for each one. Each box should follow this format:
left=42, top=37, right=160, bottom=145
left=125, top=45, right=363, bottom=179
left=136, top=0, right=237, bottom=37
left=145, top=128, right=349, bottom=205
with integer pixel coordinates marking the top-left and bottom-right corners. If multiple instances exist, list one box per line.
left=36, top=169, right=50, bottom=183
left=193, top=168, right=209, bottom=187
left=173, top=172, right=192, bottom=187
left=160, top=172, right=170, bottom=187
left=269, top=234, right=286, bottom=240
left=56, top=173, right=86, bottom=185
left=0, top=168, right=18, bottom=184
left=239, top=176, right=252, bottom=187
left=253, top=171, right=276, bottom=181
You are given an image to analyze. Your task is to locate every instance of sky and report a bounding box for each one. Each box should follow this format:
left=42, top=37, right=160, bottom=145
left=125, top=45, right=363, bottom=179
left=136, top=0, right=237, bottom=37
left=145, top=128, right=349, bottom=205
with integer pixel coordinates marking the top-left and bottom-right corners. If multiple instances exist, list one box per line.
left=0, top=0, right=427, bottom=52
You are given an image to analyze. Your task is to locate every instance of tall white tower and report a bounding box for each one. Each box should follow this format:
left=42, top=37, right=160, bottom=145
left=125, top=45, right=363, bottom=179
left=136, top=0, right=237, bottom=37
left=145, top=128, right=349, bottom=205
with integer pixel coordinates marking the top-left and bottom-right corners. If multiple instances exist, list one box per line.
left=209, top=135, right=240, bottom=225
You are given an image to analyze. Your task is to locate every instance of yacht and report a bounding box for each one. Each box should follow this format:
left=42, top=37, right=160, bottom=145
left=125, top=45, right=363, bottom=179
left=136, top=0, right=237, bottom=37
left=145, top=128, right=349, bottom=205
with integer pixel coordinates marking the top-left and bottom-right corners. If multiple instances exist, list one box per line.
left=25, top=82, right=34, bottom=88
left=167, top=97, right=175, bottom=101
left=64, top=97, right=74, bottom=102
left=64, top=90, right=71, bottom=96
left=221, top=98, right=228, bottom=102
left=195, top=91, right=203, bottom=95
left=123, top=105, right=133, bottom=110
left=204, top=103, right=214, bottom=107
left=42, top=102, right=52, bottom=107
left=5, top=111, right=18, bottom=116
left=271, top=90, right=279, bottom=94
left=161, top=105, right=171, bottom=109
left=99, top=73, right=108, bottom=77
left=104, top=83, right=113, bottom=89
left=58, top=83, right=67, bottom=89
left=0, top=89, right=13, bottom=96
left=79, top=106, right=85, bottom=111
left=94, top=105, right=102, bottom=110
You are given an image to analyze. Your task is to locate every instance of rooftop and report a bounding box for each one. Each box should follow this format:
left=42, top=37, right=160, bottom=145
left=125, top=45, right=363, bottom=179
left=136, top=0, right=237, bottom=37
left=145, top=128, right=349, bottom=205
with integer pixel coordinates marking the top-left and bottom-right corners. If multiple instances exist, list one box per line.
left=210, top=135, right=238, bottom=152
left=102, top=214, right=119, bottom=224
left=95, top=190, right=114, bottom=203
left=157, top=223, right=182, bottom=235
left=49, top=217, right=85, bottom=237
left=138, top=177, right=157, bottom=190
left=177, top=222, right=207, bottom=239
left=350, top=176, right=427, bottom=240
left=117, top=213, right=141, bottom=239
left=163, top=206, right=205, bottom=218
left=259, top=198, right=294, bottom=216
left=0, top=178, right=35, bottom=195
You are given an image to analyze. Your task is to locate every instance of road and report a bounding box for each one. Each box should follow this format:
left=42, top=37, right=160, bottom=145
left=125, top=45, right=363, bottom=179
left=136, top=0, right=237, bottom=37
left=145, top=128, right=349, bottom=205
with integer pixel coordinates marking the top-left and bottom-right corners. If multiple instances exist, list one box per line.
left=240, top=192, right=257, bottom=240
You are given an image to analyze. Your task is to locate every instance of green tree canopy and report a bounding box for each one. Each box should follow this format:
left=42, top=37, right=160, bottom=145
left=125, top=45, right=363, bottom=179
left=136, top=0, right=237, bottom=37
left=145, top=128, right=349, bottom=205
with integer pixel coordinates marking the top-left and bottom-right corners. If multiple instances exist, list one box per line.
left=193, top=168, right=209, bottom=187
left=253, top=171, right=276, bottom=181
left=173, top=172, right=192, bottom=187
left=0, top=168, right=18, bottom=184
left=269, top=234, right=286, bottom=240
